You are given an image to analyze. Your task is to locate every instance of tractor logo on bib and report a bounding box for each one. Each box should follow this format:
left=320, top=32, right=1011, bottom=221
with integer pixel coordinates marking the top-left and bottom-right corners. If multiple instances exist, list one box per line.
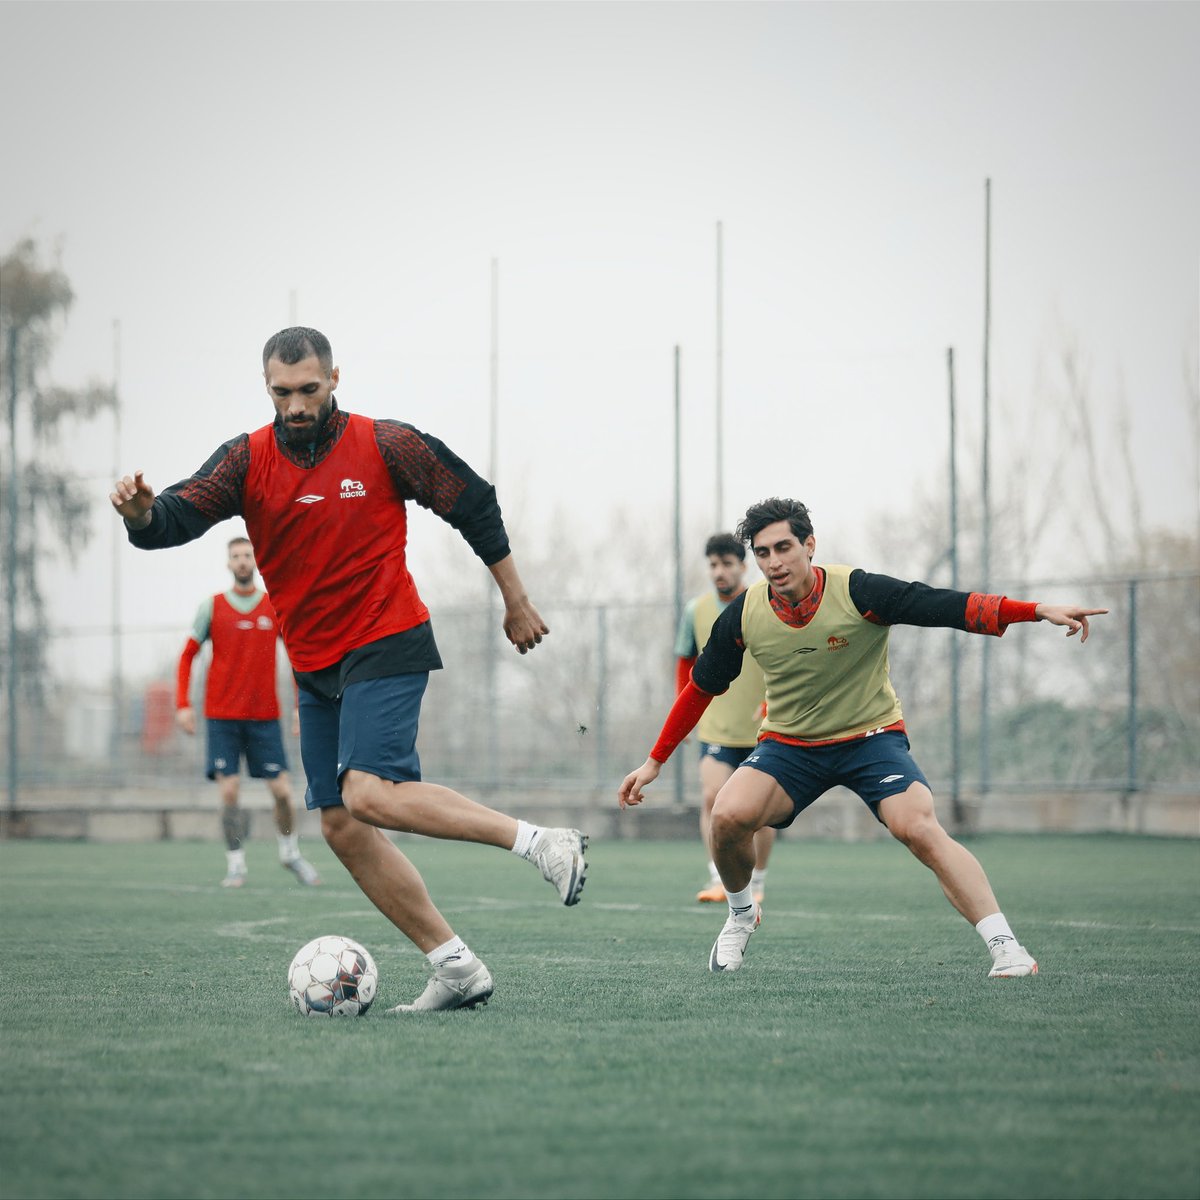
left=340, top=478, right=367, bottom=499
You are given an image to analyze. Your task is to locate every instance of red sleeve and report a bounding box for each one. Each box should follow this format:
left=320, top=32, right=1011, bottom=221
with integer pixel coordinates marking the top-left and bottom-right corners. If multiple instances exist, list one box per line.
left=675, top=655, right=696, bottom=695
left=998, top=598, right=1038, bottom=629
left=965, top=594, right=1039, bottom=635
left=650, top=678, right=716, bottom=764
left=176, top=638, right=201, bottom=709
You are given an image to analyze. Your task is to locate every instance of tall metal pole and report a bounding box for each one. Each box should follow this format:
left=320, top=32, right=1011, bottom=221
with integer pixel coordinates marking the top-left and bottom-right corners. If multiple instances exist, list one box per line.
left=489, top=259, right=499, bottom=483
left=715, top=220, right=724, bottom=530
left=1126, top=579, right=1139, bottom=800
left=5, top=324, right=19, bottom=813
left=595, top=605, right=608, bottom=787
left=485, top=259, right=499, bottom=790
left=110, top=320, right=123, bottom=768
left=947, top=348, right=963, bottom=828
left=673, top=345, right=684, bottom=810
left=980, top=178, right=993, bottom=797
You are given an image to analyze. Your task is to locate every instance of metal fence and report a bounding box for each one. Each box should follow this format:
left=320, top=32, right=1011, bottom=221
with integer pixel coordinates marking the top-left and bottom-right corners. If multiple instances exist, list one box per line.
left=3, top=571, right=1198, bottom=831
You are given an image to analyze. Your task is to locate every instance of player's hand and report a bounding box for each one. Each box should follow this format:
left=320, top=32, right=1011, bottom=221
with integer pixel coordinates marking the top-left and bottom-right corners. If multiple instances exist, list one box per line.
left=109, top=470, right=156, bottom=529
left=1035, top=604, right=1108, bottom=643
left=618, top=758, right=662, bottom=809
left=292, top=710, right=300, bottom=738
left=503, top=597, right=549, bottom=655
left=175, top=707, right=196, bottom=736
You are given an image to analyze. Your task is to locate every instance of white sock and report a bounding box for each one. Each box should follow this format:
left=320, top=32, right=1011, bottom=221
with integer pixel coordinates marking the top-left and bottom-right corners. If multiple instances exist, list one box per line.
left=751, top=868, right=767, bottom=893
left=707, top=860, right=721, bottom=884
left=426, top=936, right=477, bottom=971
left=277, top=832, right=299, bottom=862
left=511, top=820, right=541, bottom=860
left=226, top=848, right=246, bottom=871
left=975, top=912, right=1018, bottom=956
left=726, top=884, right=756, bottom=921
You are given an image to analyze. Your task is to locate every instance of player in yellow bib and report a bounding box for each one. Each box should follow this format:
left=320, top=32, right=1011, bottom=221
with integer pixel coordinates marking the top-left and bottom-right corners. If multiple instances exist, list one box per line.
left=621, top=497, right=1107, bottom=979
left=675, top=534, right=774, bottom=904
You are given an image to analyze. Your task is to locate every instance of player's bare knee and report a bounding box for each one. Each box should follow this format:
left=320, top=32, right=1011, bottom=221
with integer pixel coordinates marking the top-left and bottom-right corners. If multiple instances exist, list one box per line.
left=339, top=771, right=380, bottom=822
left=890, top=811, right=944, bottom=858
left=320, top=806, right=360, bottom=857
left=709, top=802, right=758, bottom=847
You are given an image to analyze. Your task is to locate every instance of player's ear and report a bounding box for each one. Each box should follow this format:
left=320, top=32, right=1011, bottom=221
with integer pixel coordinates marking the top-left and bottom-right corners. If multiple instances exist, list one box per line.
left=805, top=535, right=816, bottom=559
left=329, top=365, right=340, bottom=390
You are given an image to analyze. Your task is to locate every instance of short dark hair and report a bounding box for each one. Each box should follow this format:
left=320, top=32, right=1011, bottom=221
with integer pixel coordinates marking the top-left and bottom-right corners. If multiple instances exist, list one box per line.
left=227, top=536, right=252, bottom=551
left=704, top=533, right=745, bottom=561
left=262, top=326, right=333, bottom=374
left=736, top=498, right=814, bottom=547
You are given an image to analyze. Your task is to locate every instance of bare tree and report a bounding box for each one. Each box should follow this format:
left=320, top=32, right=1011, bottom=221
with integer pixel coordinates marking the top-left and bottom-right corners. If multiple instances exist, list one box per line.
left=1, top=238, right=115, bottom=713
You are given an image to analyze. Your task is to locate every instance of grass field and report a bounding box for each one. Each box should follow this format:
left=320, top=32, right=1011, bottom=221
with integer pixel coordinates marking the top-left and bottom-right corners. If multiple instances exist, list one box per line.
left=1, top=834, right=1197, bottom=1200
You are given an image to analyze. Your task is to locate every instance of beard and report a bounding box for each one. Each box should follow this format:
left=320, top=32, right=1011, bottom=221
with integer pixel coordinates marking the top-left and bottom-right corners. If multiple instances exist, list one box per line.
left=282, top=397, right=333, bottom=447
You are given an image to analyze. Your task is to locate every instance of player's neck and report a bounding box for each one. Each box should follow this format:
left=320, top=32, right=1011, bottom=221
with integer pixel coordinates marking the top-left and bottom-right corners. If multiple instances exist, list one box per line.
left=771, top=567, right=818, bottom=607
left=231, top=582, right=258, bottom=597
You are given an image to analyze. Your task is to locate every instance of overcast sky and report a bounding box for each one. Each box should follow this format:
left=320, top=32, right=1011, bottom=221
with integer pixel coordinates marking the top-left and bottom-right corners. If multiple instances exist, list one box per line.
left=4, top=1, right=1198, bottom=683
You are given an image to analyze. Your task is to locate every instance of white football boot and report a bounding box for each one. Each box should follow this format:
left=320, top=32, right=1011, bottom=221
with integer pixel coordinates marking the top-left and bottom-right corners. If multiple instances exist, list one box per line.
left=220, top=865, right=247, bottom=888
left=388, top=961, right=495, bottom=1013
left=708, top=905, right=761, bottom=973
left=988, top=943, right=1039, bottom=978
left=530, top=828, right=589, bottom=906
left=282, top=855, right=322, bottom=887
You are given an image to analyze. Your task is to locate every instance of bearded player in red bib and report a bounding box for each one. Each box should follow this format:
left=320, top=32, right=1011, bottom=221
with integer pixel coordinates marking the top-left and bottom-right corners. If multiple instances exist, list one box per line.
left=176, top=536, right=320, bottom=890
left=620, top=497, right=1106, bottom=980
left=111, top=327, right=587, bottom=1012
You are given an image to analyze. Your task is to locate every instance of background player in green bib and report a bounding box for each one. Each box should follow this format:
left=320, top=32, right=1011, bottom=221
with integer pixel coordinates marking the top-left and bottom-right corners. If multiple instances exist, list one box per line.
left=621, top=497, right=1108, bottom=979
left=675, top=534, right=774, bottom=904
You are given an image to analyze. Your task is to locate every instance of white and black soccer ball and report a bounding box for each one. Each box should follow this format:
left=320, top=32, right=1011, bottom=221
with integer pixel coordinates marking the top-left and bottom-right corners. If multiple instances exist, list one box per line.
left=288, top=935, right=379, bottom=1017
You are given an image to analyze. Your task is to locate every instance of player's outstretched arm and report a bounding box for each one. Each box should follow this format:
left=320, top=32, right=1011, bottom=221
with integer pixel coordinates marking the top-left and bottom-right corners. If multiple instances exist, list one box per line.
left=489, top=553, right=550, bottom=654
left=618, top=758, right=663, bottom=809
left=1034, top=604, right=1108, bottom=643
left=109, top=470, right=156, bottom=529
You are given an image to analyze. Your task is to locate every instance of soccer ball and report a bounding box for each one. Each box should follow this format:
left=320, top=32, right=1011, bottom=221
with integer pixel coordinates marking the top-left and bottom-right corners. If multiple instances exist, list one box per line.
left=288, top=935, right=379, bottom=1017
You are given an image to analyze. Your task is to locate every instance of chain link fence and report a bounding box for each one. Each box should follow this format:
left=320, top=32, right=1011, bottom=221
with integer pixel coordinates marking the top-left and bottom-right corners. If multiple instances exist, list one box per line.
left=3, top=571, right=1197, bottom=837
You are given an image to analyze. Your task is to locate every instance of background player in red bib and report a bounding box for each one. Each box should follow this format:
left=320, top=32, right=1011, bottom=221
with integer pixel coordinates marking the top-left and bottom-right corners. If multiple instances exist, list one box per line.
left=176, top=536, right=320, bottom=889
left=111, top=327, right=588, bottom=1012
left=676, top=534, right=774, bottom=905
left=621, top=497, right=1107, bottom=980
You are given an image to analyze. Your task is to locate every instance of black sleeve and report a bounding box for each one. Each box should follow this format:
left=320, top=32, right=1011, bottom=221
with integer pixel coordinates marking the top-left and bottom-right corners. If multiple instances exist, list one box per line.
left=691, top=592, right=749, bottom=695
left=126, top=435, right=248, bottom=550
left=848, top=569, right=972, bottom=629
left=374, top=420, right=511, bottom=566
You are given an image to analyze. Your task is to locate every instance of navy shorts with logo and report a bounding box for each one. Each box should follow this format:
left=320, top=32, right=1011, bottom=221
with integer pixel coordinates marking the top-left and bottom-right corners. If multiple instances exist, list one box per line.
left=740, top=730, right=929, bottom=828
left=699, top=742, right=757, bottom=771
left=297, top=673, right=428, bottom=810
left=205, top=719, right=288, bottom=781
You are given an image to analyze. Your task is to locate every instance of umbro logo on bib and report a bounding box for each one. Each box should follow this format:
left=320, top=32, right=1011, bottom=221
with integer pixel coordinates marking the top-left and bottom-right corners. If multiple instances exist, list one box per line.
left=295, top=495, right=324, bottom=504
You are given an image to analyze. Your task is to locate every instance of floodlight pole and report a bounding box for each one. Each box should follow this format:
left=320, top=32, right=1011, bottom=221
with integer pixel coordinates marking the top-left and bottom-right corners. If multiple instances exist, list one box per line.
left=485, top=258, right=499, bottom=790
left=5, top=323, right=19, bottom=814
left=673, top=345, right=684, bottom=811
left=715, top=220, right=724, bottom=530
left=110, top=320, right=124, bottom=767
left=980, top=178, right=993, bottom=799
left=947, top=347, right=963, bottom=829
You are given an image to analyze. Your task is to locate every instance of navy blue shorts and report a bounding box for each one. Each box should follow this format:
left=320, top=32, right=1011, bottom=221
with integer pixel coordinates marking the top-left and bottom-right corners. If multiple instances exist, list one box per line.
left=205, top=719, right=288, bottom=781
left=297, top=673, right=428, bottom=810
left=740, top=730, right=929, bottom=828
left=699, top=742, right=757, bottom=771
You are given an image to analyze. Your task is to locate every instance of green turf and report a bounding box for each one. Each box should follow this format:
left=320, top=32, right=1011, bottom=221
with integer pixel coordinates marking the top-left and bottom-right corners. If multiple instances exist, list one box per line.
left=1, top=835, right=1197, bottom=1200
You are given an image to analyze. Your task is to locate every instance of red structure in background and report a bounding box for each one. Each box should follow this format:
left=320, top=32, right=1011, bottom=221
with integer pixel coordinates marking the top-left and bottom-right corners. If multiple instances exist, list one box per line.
left=141, top=681, right=174, bottom=755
